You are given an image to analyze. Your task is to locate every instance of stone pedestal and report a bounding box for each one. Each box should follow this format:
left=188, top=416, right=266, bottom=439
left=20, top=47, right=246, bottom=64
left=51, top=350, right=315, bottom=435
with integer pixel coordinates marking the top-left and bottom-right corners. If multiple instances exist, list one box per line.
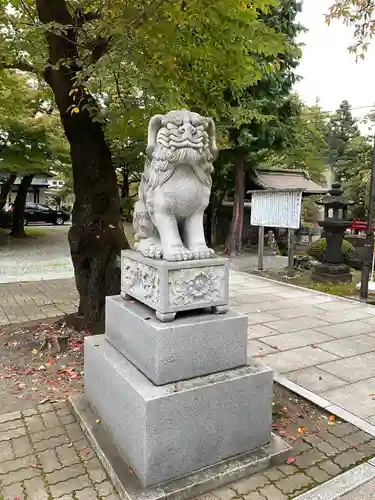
left=106, top=296, right=247, bottom=385
left=76, top=252, right=289, bottom=499
left=121, top=250, right=229, bottom=322
left=313, top=262, right=352, bottom=283
left=84, top=336, right=274, bottom=487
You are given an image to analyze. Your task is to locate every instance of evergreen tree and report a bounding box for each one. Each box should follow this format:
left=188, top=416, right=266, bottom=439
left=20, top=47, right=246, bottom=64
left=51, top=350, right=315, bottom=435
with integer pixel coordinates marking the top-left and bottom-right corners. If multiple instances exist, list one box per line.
left=326, top=100, right=360, bottom=180
left=222, top=0, right=304, bottom=255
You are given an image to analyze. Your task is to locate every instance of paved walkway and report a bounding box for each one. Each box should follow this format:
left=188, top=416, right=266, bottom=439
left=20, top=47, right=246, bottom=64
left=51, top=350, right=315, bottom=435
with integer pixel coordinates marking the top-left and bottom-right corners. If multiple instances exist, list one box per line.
left=2, top=385, right=375, bottom=499
left=3, top=270, right=375, bottom=429
left=0, top=279, right=78, bottom=325
left=4, top=270, right=375, bottom=498
left=0, top=402, right=120, bottom=500
left=229, top=271, right=375, bottom=429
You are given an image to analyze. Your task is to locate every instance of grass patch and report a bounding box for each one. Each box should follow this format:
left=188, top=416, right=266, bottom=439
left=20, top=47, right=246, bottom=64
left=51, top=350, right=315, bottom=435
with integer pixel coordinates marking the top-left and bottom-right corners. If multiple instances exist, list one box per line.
left=252, top=267, right=363, bottom=299
left=24, top=227, right=47, bottom=238
left=291, top=270, right=361, bottom=297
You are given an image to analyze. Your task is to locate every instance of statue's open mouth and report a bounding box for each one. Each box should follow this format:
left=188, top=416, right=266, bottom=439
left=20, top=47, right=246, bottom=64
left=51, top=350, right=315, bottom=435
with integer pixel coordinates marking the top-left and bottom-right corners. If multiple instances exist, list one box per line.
left=170, top=138, right=204, bottom=149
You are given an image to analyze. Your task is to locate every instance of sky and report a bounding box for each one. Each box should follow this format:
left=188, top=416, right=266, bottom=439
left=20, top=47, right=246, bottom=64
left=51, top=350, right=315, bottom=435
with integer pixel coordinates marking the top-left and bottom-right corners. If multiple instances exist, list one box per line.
left=295, top=0, right=375, bottom=127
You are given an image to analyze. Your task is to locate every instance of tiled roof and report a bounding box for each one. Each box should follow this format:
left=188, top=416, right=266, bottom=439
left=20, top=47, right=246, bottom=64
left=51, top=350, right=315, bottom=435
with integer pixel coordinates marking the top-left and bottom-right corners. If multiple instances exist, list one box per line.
left=248, top=169, right=328, bottom=195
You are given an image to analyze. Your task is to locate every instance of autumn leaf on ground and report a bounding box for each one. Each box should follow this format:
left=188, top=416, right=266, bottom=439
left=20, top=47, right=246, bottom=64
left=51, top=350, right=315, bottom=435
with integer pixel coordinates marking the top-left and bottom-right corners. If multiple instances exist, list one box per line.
left=286, top=457, right=295, bottom=465
left=297, top=426, right=305, bottom=435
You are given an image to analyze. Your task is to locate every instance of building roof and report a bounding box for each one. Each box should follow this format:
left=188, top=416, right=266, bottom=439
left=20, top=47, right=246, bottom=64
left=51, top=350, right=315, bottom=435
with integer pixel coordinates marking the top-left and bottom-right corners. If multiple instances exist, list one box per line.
left=0, top=172, right=52, bottom=187
left=247, top=169, right=328, bottom=196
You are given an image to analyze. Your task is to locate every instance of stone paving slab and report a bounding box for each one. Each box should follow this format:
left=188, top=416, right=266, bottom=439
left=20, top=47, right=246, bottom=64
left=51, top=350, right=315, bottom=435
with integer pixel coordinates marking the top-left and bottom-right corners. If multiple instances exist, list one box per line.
left=2, top=397, right=375, bottom=500
left=229, top=270, right=375, bottom=429
left=0, top=279, right=78, bottom=326
left=3, top=269, right=375, bottom=432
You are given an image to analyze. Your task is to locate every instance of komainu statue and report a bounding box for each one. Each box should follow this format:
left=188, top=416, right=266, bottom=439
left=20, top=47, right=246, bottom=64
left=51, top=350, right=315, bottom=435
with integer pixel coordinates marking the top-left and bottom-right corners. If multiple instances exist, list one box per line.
left=133, top=110, right=218, bottom=261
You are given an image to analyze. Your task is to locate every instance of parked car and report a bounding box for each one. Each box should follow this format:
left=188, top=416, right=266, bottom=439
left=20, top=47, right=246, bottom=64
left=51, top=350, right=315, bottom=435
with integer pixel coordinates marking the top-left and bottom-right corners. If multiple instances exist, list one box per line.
left=8, top=203, right=70, bottom=225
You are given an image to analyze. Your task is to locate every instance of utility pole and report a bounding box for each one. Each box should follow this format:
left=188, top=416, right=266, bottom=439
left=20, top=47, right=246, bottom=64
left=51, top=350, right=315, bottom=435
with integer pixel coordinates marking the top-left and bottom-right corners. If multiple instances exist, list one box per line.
left=360, top=135, right=375, bottom=301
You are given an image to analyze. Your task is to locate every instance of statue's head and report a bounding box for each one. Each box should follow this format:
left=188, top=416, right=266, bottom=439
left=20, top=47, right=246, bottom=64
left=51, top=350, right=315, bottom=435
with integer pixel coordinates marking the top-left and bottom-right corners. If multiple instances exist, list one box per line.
left=146, top=110, right=218, bottom=165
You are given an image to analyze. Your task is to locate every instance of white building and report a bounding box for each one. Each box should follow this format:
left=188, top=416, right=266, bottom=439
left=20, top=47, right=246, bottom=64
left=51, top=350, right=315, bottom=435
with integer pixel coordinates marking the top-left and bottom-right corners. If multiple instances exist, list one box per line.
left=1, top=173, right=50, bottom=210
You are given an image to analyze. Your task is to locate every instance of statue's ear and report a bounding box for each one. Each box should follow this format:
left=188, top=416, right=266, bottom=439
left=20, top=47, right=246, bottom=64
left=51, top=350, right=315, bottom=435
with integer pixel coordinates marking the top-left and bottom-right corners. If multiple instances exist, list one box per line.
left=146, top=114, right=164, bottom=159
left=206, top=118, right=218, bottom=161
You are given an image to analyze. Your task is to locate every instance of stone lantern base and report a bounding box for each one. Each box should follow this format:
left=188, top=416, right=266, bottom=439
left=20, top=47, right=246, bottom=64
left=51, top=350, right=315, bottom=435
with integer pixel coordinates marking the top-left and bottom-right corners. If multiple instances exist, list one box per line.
left=313, top=262, right=352, bottom=284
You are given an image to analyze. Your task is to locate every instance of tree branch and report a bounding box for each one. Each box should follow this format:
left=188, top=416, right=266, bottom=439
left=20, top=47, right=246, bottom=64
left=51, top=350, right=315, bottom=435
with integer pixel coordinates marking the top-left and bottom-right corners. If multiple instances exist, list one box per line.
left=20, top=0, right=37, bottom=23
left=74, top=8, right=102, bottom=27
left=90, top=36, right=111, bottom=64
left=128, top=0, right=170, bottom=30
left=0, top=60, right=36, bottom=73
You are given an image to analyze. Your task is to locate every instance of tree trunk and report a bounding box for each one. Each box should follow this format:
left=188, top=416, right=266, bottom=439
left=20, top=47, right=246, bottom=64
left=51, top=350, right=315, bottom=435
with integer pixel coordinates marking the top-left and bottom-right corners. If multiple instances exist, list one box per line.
left=0, top=173, right=16, bottom=211
left=36, top=0, right=128, bottom=323
left=121, top=165, right=129, bottom=199
left=225, top=152, right=245, bottom=255
left=10, top=174, right=34, bottom=238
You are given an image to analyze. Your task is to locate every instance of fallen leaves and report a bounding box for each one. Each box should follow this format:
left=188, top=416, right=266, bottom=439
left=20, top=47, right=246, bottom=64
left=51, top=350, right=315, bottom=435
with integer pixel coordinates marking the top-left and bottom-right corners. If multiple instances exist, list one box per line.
left=286, top=457, right=295, bottom=465
left=328, top=415, right=336, bottom=426
left=297, top=426, right=305, bottom=435
left=79, top=449, right=91, bottom=455
left=30, top=463, right=42, bottom=469
left=0, top=320, right=86, bottom=404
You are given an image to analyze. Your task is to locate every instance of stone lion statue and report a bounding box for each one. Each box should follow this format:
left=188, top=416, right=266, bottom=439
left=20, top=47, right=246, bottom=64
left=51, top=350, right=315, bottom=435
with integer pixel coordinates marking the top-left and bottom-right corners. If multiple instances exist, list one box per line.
left=133, top=110, right=218, bottom=261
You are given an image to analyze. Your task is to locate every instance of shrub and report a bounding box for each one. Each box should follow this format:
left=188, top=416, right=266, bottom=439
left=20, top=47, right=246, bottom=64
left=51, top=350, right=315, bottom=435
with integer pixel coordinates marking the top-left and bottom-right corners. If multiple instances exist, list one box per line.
left=307, top=237, right=356, bottom=264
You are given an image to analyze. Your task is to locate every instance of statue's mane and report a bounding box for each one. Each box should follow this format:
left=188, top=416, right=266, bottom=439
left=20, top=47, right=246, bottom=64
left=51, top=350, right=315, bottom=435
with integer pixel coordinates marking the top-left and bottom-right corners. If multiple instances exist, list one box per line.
left=142, top=150, right=214, bottom=192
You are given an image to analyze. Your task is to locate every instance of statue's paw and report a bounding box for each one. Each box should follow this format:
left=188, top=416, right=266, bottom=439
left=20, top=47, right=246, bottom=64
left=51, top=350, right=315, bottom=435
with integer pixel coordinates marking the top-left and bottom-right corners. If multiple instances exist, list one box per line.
left=192, top=246, right=215, bottom=259
left=144, top=247, right=162, bottom=259
left=164, top=246, right=192, bottom=261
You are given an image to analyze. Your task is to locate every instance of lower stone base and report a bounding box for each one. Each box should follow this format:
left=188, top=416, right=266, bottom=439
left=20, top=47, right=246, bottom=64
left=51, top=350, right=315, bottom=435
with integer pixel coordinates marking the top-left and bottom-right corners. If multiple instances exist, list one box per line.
left=70, top=394, right=290, bottom=500
left=84, top=336, right=275, bottom=487
left=313, top=263, right=352, bottom=283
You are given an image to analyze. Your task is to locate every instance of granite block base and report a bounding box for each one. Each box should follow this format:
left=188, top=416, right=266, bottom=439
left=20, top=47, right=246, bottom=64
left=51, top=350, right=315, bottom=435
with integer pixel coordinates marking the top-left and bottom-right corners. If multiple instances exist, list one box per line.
left=84, top=336, right=274, bottom=488
left=313, top=263, right=352, bottom=283
left=105, top=296, right=247, bottom=385
left=71, top=394, right=290, bottom=500
left=121, top=250, right=229, bottom=321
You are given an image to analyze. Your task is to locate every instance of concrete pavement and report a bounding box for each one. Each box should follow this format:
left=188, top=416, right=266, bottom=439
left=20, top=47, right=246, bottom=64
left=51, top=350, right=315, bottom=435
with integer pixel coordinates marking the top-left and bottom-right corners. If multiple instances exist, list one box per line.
left=3, top=269, right=375, bottom=497
left=3, top=269, right=375, bottom=430
left=3, top=269, right=375, bottom=432
left=0, top=279, right=78, bottom=325
left=229, top=271, right=375, bottom=431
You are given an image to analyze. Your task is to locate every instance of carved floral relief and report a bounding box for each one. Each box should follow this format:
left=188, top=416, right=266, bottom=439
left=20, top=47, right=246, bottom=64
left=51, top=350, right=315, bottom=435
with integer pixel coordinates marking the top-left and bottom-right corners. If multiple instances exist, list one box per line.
left=169, top=266, right=225, bottom=306
left=122, top=260, right=160, bottom=305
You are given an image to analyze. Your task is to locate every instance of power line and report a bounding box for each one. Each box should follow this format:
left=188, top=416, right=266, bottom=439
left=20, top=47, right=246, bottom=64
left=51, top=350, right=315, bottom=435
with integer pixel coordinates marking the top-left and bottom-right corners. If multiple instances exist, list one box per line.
left=299, top=104, right=375, bottom=118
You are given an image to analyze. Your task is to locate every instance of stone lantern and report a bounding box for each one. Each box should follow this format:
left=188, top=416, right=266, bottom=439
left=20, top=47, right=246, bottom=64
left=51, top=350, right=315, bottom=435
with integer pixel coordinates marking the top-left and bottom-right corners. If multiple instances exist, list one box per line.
left=313, top=183, right=353, bottom=283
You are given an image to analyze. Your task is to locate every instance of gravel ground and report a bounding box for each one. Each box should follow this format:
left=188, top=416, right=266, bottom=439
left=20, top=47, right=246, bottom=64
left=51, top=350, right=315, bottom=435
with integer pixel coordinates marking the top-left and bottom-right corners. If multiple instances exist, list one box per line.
left=0, top=223, right=136, bottom=284
left=0, top=226, right=74, bottom=283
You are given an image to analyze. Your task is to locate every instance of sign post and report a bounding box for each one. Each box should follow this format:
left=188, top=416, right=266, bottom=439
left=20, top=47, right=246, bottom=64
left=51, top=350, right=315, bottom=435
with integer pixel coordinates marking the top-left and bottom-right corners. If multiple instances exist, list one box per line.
left=250, top=189, right=303, bottom=272
left=258, top=226, right=265, bottom=271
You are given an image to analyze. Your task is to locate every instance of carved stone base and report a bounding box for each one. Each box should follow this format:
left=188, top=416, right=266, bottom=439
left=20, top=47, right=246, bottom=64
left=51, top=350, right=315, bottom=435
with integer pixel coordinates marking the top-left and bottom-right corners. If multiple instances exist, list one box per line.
left=313, top=263, right=352, bottom=283
left=121, top=250, right=229, bottom=321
